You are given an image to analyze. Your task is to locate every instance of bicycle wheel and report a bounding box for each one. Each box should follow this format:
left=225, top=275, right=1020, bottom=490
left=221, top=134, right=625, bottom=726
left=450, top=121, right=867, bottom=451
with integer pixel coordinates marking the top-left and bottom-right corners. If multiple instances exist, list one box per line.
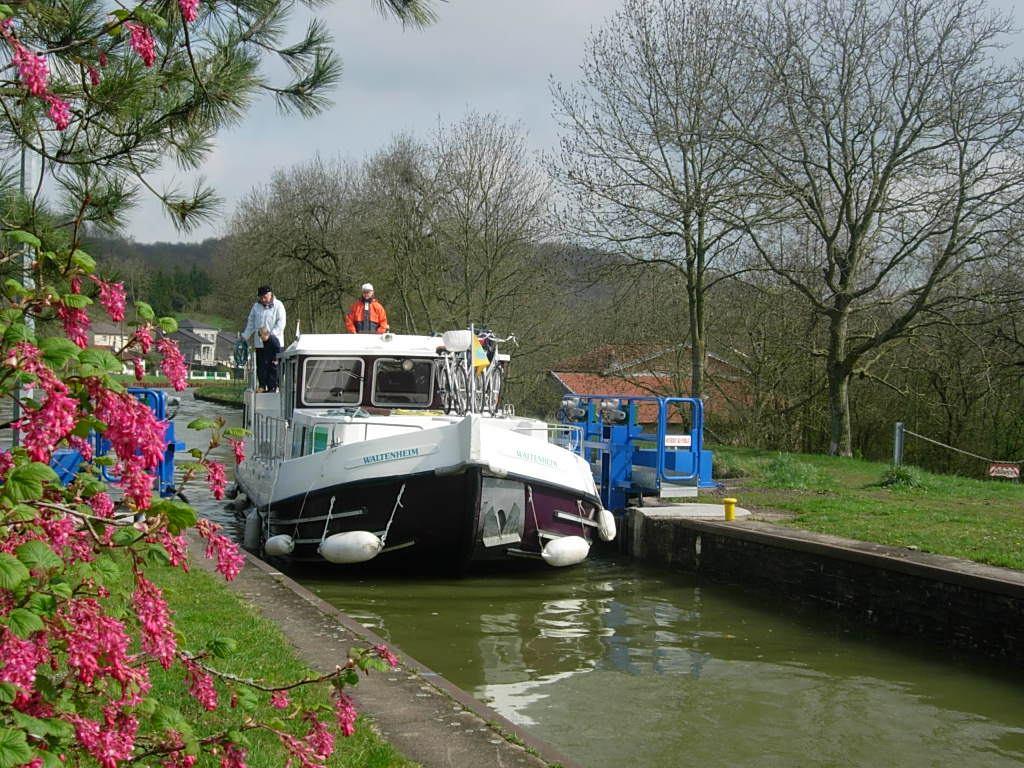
left=484, top=365, right=502, bottom=415
left=437, top=364, right=454, bottom=413
left=452, top=363, right=470, bottom=415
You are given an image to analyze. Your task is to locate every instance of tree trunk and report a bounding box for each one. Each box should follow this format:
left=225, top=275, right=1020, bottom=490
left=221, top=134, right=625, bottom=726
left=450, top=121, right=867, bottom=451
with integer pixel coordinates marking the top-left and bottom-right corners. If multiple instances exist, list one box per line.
left=827, top=308, right=853, bottom=457
left=686, top=265, right=705, bottom=399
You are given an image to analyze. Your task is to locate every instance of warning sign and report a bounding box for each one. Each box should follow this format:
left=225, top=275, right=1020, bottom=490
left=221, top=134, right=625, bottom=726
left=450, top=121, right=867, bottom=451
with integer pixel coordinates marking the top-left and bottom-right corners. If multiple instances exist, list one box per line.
left=987, top=463, right=1020, bottom=480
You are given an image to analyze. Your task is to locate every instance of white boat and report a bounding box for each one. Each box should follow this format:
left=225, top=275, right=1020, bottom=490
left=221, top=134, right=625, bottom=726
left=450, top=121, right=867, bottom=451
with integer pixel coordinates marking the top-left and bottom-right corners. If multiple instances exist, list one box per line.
left=234, top=331, right=615, bottom=570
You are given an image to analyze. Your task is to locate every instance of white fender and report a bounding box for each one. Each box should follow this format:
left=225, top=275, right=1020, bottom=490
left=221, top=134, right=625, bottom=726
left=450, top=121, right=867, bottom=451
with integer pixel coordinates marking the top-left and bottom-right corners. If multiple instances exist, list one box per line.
left=319, top=531, right=383, bottom=564
left=541, top=535, right=590, bottom=567
left=243, top=509, right=261, bottom=551
left=264, top=534, right=295, bottom=557
left=597, top=508, right=617, bottom=542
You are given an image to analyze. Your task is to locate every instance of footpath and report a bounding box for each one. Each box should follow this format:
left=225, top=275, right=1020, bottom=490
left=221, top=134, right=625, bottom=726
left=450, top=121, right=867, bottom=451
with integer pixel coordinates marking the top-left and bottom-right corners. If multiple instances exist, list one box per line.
left=188, top=536, right=582, bottom=768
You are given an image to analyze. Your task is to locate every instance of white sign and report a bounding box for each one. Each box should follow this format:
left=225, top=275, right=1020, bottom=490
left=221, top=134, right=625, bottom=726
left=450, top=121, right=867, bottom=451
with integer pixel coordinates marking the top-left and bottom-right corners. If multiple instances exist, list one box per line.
left=347, top=444, right=438, bottom=469
left=987, top=463, right=1020, bottom=480
left=664, top=434, right=692, bottom=448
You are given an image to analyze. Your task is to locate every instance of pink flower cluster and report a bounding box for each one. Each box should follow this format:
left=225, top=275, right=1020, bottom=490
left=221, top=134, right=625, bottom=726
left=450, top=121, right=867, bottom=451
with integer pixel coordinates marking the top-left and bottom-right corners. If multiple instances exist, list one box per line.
left=133, top=575, right=177, bottom=668
left=0, top=629, right=50, bottom=704
left=206, top=460, right=226, bottom=500
left=179, top=0, right=200, bottom=23
left=57, top=302, right=90, bottom=348
left=270, top=689, right=289, bottom=709
left=69, top=709, right=139, bottom=768
left=133, top=326, right=154, bottom=354
left=304, top=714, right=335, bottom=760
left=229, top=438, right=245, bottom=465
left=94, top=389, right=167, bottom=470
left=125, top=22, right=156, bottom=67
left=92, top=276, right=127, bottom=322
left=196, top=519, right=244, bottom=581
left=89, top=491, right=114, bottom=518
left=374, top=644, right=399, bottom=669
left=156, top=337, right=188, bottom=391
left=219, top=742, right=247, bottom=768
left=7, top=342, right=79, bottom=463
left=12, top=44, right=48, bottom=95
left=183, top=659, right=218, bottom=711
left=3, top=25, right=73, bottom=130
left=332, top=690, right=357, bottom=737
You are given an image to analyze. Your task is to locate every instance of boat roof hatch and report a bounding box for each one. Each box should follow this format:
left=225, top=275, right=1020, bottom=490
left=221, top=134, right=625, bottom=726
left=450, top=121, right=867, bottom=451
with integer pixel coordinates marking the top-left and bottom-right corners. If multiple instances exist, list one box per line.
left=282, top=333, right=442, bottom=359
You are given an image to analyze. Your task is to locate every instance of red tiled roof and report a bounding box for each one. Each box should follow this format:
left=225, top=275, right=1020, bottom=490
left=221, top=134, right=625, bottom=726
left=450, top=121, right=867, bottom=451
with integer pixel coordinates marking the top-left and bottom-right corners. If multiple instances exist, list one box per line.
left=550, top=372, right=685, bottom=422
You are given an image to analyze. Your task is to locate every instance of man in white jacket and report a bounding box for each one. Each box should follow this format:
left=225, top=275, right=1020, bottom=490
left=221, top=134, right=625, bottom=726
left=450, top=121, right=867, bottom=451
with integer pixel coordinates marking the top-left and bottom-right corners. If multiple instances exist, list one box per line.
left=241, top=285, right=286, bottom=392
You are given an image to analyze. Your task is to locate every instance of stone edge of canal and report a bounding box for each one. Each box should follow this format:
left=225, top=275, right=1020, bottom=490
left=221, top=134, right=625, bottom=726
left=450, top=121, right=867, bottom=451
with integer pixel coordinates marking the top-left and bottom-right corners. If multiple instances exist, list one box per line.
left=625, top=507, right=1024, bottom=666
left=186, top=533, right=583, bottom=768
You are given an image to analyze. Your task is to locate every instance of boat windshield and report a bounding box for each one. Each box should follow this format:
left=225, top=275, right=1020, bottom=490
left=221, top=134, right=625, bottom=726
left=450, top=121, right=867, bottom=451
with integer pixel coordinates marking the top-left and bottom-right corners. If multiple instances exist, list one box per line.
left=372, top=358, right=434, bottom=407
left=301, top=357, right=363, bottom=406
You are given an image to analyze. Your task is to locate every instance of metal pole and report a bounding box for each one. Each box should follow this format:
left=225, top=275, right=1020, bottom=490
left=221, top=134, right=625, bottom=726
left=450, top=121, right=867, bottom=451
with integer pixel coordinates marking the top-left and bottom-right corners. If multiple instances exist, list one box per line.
left=12, top=142, right=35, bottom=447
left=893, top=421, right=904, bottom=466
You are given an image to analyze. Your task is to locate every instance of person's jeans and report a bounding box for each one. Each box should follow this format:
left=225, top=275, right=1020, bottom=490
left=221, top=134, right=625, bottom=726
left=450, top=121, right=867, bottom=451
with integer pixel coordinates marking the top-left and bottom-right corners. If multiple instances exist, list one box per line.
left=256, top=335, right=281, bottom=391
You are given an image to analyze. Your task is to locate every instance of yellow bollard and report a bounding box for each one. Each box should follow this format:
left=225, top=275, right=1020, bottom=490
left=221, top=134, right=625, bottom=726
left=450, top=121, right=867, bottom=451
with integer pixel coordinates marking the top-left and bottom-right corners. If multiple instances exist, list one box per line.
left=723, top=497, right=737, bottom=522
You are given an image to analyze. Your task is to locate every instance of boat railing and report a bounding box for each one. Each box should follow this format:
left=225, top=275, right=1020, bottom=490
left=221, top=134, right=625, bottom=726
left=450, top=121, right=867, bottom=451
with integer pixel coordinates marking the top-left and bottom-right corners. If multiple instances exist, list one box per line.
left=508, top=423, right=584, bottom=455
left=305, top=417, right=428, bottom=450
left=253, top=412, right=290, bottom=460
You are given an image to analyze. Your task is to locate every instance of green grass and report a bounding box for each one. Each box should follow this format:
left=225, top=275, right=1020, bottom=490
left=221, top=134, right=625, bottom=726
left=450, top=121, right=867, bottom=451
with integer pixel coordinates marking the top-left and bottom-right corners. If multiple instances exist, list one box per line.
left=151, top=565, right=414, bottom=767
left=194, top=382, right=245, bottom=406
left=707, top=445, right=1024, bottom=570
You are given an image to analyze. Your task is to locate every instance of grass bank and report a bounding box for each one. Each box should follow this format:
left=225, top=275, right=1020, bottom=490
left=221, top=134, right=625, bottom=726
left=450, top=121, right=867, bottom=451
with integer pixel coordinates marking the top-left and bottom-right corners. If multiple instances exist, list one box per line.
left=707, top=446, right=1024, bottom=570
left=193, top=381, right=245, bottom=406
left=151, top=563, right=413, bottom=767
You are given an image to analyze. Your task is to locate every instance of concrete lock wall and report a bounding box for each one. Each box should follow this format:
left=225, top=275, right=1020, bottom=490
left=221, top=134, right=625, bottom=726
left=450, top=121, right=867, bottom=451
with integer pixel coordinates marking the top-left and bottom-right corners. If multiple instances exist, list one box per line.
left=625, top=509, right=1024, bottom=665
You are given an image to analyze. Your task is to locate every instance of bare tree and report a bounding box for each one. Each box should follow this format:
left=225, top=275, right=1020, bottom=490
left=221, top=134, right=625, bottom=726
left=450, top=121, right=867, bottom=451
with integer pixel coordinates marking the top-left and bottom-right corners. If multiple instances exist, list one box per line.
left=739, top=0, right=1024, bottom=455
left=551, top=0, right=763, bottom=399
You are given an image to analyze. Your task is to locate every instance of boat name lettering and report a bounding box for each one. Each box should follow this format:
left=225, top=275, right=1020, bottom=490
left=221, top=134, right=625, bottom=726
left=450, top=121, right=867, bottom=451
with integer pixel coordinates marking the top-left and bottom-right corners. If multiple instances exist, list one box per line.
left=513, top=449, right=558, bottom=468
left=346, top=444, right=437, bottom=469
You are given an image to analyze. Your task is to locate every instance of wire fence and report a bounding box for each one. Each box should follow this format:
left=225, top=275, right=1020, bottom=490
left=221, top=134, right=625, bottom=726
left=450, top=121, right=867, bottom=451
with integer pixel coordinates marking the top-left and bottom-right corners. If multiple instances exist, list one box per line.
left=893, top=422, right=1022, bottom=479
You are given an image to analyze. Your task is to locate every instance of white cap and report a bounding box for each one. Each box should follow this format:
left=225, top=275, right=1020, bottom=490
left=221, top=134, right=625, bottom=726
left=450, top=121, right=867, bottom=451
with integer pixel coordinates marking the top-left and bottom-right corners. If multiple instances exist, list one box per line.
left=361, top=283, right=374, bottom=291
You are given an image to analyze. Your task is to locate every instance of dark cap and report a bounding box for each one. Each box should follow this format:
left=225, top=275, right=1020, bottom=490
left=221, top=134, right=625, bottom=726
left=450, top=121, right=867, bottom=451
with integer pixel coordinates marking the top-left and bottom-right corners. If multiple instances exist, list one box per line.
left=257, top=285, right=272, bottom=297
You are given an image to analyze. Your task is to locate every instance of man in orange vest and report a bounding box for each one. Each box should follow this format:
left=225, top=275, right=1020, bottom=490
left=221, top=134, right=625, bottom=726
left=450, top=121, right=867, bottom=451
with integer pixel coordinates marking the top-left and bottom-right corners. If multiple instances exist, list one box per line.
left=344, top=283, right=389, bottom=334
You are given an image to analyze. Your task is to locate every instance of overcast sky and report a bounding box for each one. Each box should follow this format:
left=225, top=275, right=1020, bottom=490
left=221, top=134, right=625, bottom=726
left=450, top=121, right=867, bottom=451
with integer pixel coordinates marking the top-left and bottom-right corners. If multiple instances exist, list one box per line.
left=127, top=0, right=1023, bottom=244
left=126, top=0, right=623, bottom=243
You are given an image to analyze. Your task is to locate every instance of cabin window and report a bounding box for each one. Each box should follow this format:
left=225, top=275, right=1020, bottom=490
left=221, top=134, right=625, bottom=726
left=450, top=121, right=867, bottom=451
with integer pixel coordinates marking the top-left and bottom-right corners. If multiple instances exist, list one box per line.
left=371, top=358, right=434, bottom=407
left=301, top=357, right=363, bottom=406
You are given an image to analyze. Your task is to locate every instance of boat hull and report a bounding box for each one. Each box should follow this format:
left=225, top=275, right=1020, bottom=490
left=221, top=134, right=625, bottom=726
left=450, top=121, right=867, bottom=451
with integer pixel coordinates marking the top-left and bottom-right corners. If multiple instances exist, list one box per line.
left=249, top=466, right=600, bottom=571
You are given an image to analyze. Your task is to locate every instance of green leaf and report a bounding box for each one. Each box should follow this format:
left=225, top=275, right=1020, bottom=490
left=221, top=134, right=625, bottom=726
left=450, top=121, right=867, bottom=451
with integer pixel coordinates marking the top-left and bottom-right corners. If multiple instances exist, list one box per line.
left=111, top=527, right=139, bottom=546
left=39, top=336, right=81, bottom=368
left=38, top=751, right=64, bottom=768
left=70, top=249, right=96, bottom=272
left=234, top=685, right=258, bottom=712
left=3, top=279, right=29, bottom=297
left=0, top=684, right=16, bottom=705
left=26, top=593, right=56, bottom=617
left=135, top=301, right=155, bottom=320
left=78, top=349, right=122, bottom=373
left=16, top=540, right=62, bottom=572
left=3, top=463, right=59, bottom=502
left=208, top=637, right=237, bottom=658
left=0, top=6, right=15, bottom=20
left=0, top=727, right=31, bottom=768
left=0, top=554, right=30, bottom=590
left=60, top=293, right=92, bottom=309
left=2, top=322, right=34, bottom=345
left=157, top=316, right=178, bottom=333
left=90, top=554, right=122, bottom=585
left=6, top=230, right=41, bottom=248
left=49, top=581, right=73, bottom=600
left=151, top=499, right=197, bottom=534
left=224, top=427, right=251, bottom=438
left=187, top=418, right=217, bottom=430
left=7, top=608, right=45, bottom=638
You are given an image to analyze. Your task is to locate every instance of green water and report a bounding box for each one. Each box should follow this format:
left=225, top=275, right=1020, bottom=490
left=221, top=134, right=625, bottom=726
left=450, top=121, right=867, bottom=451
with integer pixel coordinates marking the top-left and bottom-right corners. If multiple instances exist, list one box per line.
left=302, top=556, right=1024, bottom=767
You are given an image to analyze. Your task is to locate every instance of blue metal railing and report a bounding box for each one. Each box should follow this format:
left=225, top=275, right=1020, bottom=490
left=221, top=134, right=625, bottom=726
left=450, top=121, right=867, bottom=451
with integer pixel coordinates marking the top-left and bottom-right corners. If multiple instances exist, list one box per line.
left=556, top=394, right=714, bottom=511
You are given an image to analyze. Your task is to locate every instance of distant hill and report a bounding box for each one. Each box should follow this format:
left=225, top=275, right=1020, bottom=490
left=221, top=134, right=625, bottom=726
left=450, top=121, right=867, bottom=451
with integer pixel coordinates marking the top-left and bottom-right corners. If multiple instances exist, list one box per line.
left=84, top=236, right=225, bottom=271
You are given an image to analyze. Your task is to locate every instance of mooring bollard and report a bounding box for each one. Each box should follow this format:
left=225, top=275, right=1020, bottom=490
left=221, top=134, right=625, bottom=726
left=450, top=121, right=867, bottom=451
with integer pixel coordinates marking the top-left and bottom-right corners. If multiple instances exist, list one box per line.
left=723, top=497, right=737, bottom=522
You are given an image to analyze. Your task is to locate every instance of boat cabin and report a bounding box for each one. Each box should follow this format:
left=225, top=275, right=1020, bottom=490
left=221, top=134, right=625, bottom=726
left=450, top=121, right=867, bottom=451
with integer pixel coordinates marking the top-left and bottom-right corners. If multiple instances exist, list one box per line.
left=277, top=333, right=444, bottom=417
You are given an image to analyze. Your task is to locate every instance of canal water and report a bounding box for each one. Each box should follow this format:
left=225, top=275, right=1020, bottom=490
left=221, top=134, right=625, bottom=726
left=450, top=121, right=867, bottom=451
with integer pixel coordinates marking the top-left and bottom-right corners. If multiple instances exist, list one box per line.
left=178, top=394, right=1024, bottom=768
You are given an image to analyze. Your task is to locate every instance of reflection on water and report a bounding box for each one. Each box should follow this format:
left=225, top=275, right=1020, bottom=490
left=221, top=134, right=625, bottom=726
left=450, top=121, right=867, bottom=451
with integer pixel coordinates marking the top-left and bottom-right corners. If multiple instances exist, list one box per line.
left=171, top=393, right=1024, bottom=767
left=303, top=557, right=1024, bottom=768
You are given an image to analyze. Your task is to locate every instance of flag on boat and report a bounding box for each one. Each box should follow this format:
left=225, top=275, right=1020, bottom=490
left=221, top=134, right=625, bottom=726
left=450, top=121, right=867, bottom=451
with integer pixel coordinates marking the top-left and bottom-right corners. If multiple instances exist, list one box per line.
left=472, top=336, right=489, bottom=371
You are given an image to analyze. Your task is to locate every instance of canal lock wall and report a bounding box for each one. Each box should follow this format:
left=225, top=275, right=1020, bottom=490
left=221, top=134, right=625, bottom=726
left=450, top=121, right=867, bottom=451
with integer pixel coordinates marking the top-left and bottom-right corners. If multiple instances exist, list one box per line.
left=623, top=508, right=1024, bottom=665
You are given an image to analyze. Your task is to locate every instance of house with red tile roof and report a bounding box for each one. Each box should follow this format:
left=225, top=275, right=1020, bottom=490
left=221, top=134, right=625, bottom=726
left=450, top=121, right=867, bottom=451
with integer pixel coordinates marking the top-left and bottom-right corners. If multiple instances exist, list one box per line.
left=549, top=343, right=747, bottom=423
